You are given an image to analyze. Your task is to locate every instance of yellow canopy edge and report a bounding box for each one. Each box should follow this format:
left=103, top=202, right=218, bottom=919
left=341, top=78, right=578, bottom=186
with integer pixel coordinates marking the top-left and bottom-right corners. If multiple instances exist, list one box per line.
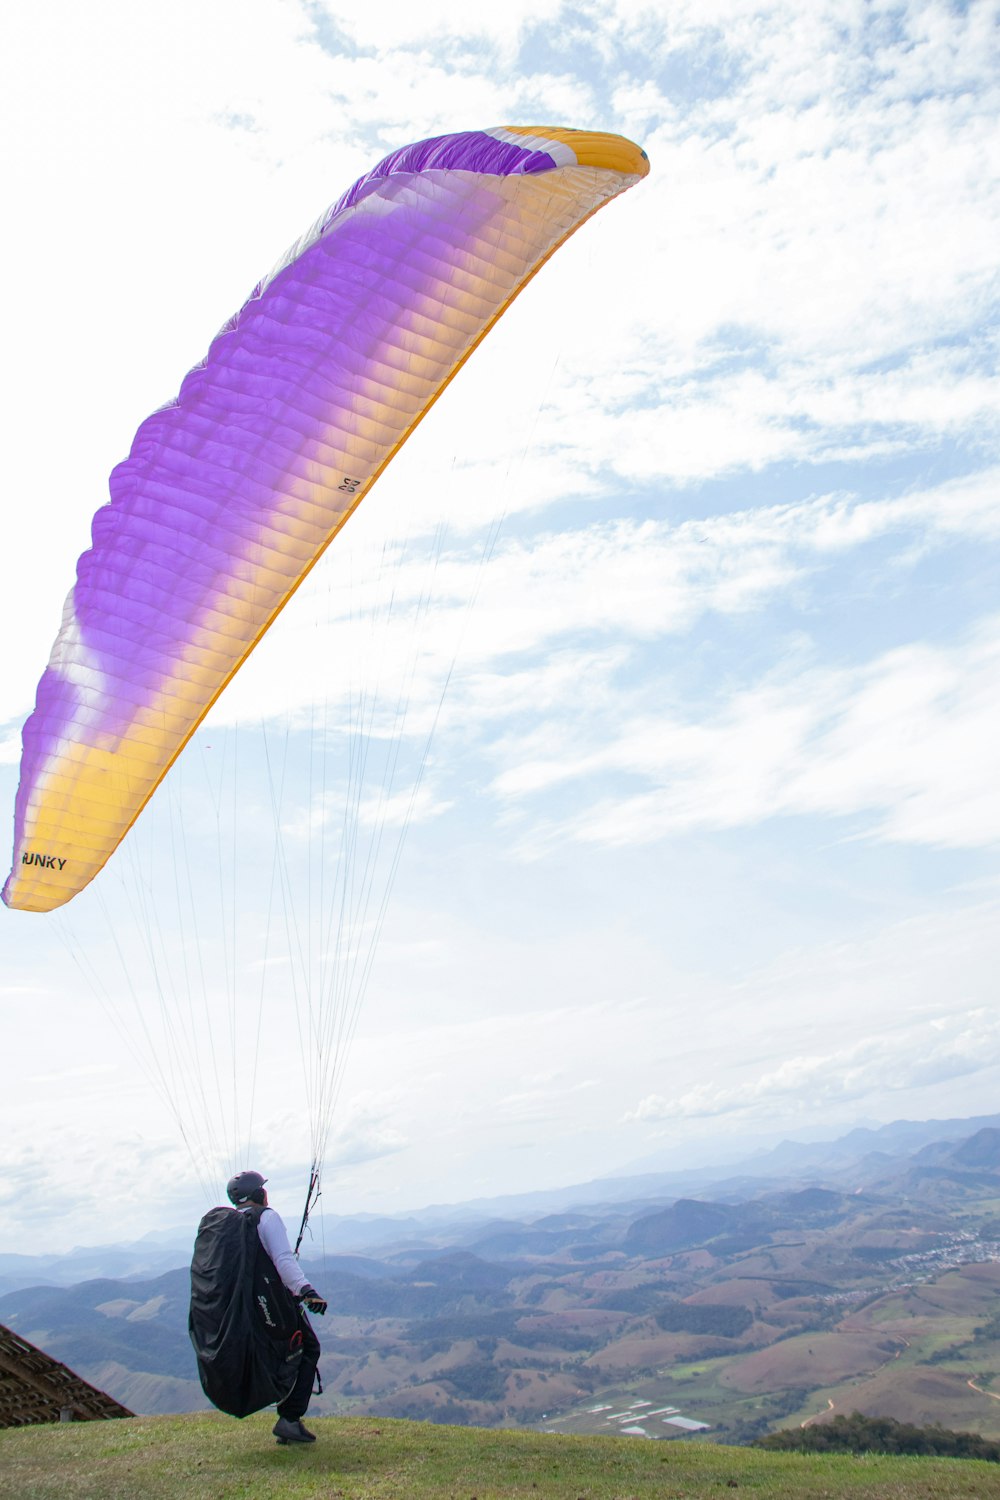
left=502, top=126, right=650, bottom=178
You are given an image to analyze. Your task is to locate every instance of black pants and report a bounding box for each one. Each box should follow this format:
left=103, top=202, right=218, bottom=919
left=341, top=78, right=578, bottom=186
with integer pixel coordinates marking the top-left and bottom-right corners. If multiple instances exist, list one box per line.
left=277, top=1314, right=321, bottom=1421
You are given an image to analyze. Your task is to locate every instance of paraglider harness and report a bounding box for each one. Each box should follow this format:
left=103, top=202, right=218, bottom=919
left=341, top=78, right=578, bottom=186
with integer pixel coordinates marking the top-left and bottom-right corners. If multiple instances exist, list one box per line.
left=189, top=1201, right=317, bottom=1418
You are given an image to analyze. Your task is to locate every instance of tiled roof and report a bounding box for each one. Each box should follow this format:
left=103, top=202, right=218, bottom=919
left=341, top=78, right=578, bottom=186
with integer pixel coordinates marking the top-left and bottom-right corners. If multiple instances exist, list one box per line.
left=0, top=1323, right=133, bottom=1427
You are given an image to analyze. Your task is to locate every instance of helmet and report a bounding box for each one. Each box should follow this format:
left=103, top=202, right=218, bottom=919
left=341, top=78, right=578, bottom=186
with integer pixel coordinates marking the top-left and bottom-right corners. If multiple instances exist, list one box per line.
left=227, top=1170, right=267, bottom=1205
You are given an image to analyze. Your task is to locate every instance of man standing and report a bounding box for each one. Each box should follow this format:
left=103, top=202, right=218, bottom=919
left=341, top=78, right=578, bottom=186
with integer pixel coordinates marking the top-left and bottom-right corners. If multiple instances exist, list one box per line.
left=226, top=1170, right=327, bottom=1443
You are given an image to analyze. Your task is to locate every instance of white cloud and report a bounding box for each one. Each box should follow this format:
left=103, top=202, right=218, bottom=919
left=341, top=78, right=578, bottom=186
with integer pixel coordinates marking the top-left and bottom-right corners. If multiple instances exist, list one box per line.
left=494, top=614, right=1000, bottom=851
left=576, top=2, right=1000, bottom=482
left=26, top=1063, right=116, bottom=1087
left=0, top=1127, right=211, bottom=1246
left=324, top=1092, right=408, bottom=1170
left=201, top=466, right=1000, bottom=740
left=311, top=0, right=566, bottom=58
left=357, top=784, right=453, bottom=828
left=628, top=1007, right=1000, bottom=1124
left=497, top=1076, right=599, bottom=1126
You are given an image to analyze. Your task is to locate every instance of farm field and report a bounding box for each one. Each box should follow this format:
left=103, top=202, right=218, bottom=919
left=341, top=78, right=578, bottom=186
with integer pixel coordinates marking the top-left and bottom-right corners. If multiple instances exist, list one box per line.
left=534, top=1253, right=1000, bottom=1443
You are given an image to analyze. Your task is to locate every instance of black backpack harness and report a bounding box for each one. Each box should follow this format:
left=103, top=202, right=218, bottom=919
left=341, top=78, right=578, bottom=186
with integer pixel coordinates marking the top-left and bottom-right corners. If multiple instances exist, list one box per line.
left=188, top=1204, right=305, bottom=1418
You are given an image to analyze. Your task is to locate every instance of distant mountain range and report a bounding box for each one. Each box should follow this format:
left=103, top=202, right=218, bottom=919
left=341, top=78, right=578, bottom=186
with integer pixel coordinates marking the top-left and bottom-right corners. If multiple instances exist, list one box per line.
left=7, top=1112, right=999, bottom=1298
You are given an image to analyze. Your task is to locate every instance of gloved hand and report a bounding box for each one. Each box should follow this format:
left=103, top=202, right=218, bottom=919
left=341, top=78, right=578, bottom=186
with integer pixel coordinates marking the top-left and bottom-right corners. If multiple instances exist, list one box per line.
left=298, top=1284, right=328, bottom=1315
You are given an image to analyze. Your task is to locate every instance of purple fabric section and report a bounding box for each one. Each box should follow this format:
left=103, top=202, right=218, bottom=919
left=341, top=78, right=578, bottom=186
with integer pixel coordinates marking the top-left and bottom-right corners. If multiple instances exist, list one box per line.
left=325, top=131, right=557, bottom=225
left=8, top=134, right=555, bottom=884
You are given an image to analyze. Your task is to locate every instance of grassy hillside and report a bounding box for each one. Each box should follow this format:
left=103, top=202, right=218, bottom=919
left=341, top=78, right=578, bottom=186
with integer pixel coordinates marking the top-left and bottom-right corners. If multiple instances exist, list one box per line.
left=3, top=1412, right=1000, bottom=1500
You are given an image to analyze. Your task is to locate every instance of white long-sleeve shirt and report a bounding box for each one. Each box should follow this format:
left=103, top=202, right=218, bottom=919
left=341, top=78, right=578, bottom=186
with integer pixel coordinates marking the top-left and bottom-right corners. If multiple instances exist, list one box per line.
left=256, top=1207, right=309, bottom=1296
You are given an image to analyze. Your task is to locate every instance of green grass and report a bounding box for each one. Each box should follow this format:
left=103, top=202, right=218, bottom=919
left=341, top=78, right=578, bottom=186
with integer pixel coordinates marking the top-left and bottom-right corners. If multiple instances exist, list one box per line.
left=663, top=1361, right=717, bottom=1381
left=3, top=1413, right=1000, bottom=1499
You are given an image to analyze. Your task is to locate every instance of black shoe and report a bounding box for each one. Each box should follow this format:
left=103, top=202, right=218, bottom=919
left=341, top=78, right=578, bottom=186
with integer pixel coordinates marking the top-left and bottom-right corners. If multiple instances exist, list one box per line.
left=273, top=1416, right=316, bottom=1444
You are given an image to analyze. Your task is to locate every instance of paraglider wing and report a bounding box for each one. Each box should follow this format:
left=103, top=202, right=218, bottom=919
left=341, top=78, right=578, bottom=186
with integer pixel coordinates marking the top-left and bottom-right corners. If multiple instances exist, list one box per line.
left=4, top=126, right=648, bottom=914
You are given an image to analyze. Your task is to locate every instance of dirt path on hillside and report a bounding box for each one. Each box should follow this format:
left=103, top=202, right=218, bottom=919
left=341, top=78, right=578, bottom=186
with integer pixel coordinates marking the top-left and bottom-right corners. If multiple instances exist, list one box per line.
left=968, top=1377, right=1000, bottom=1402
left=800, top=1398, right=835, bottom=1428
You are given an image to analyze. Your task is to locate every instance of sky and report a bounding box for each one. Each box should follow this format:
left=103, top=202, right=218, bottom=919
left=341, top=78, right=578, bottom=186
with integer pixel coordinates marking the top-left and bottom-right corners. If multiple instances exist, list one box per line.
left=1, top=0, right=998, bottom=1254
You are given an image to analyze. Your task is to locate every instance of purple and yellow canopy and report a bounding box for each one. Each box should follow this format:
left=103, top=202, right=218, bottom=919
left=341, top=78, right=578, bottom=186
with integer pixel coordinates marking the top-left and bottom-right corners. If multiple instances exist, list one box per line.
left=4, top=125, right=648, bottom=913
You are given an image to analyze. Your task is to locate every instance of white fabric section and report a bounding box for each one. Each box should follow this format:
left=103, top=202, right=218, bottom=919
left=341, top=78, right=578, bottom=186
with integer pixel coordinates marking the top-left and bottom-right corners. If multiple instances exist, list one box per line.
left=486, top=125, right=578, bottom=168
left=257, top=1208, right=309, bottom=1295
